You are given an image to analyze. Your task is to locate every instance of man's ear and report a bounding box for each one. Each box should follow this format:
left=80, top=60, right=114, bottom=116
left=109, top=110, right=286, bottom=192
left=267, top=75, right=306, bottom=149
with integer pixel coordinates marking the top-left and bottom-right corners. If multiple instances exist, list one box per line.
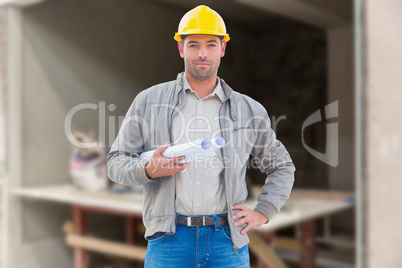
left=221, top=41, right=227, bottom=57
left=178, top=42, right=184, bottom=58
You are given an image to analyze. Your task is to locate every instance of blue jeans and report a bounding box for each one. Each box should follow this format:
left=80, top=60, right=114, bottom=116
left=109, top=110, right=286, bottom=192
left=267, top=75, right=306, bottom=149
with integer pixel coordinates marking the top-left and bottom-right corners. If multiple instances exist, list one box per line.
left=144, top=214, right=250, bottom=268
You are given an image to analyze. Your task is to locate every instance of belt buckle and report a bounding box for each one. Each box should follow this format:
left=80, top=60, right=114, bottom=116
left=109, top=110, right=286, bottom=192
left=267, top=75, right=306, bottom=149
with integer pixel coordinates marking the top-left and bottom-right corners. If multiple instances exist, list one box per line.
left=187, top=216, right=206, bottom=226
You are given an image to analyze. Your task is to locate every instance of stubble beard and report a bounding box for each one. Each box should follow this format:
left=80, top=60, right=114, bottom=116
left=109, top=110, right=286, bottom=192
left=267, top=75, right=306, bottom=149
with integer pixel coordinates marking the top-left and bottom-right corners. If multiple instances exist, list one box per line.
left=185, top=59, right=220, bottom=81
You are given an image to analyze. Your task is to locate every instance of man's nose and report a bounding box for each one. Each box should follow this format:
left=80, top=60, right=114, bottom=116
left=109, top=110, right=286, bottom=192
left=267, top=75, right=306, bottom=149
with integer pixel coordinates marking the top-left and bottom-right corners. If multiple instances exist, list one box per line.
left=198, top=48, right=207, bottom=59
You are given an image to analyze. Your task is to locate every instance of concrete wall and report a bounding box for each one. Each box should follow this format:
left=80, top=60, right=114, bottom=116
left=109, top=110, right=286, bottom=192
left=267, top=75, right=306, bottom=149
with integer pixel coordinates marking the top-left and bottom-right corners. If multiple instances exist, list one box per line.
left=366, top=1, right=402, bottom=267
left=327, top=26, right=354, bottom=192
left=327, top=26, right=355, bottom=233
left=21, top=1, right=185, bottom=188
left=9, top=2, right=186, bottom=267
left=0, top=9, right=6, bottom=178
left=0, top=7, right=7, bottom=268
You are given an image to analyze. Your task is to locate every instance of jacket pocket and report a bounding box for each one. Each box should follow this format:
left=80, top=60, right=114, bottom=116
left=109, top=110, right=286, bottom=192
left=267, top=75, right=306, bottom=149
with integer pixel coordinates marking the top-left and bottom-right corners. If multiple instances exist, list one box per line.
left=231, top=121, right=256, bottom=160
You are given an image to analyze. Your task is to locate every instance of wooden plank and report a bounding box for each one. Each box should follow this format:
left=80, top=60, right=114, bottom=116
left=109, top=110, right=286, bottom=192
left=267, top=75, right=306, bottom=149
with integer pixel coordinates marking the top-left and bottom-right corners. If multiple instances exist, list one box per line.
left=74, top=204, right=142, bottom=217
left=73, top=189, right=143, bottom=203
left=66, top=234, right=147, bottom=261
left=248, top=231, right=288, bottom=268
left=290, top=190, right=354, bottom=201
left=275, top=237, right=302, bottom=251
left=251, top=186, right=353, bottom=202
left=12, top=185, right=145, bottom=215
left=257, top=232, right=275, bottom=268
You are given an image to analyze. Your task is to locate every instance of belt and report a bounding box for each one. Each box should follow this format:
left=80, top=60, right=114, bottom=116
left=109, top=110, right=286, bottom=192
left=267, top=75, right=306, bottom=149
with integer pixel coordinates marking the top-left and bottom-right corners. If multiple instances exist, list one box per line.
left=177, top=215, right=229, bottom=227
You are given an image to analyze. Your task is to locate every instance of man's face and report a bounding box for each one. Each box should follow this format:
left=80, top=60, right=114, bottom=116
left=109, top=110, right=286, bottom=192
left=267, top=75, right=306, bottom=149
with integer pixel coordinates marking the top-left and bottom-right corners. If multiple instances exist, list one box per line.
left=178, top=35, right=227, bottom=81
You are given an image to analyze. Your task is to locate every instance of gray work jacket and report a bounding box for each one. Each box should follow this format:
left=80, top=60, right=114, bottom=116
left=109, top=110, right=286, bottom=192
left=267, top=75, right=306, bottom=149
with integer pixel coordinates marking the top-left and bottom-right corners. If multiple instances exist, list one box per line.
left=106, top=72, right=295, bottom=251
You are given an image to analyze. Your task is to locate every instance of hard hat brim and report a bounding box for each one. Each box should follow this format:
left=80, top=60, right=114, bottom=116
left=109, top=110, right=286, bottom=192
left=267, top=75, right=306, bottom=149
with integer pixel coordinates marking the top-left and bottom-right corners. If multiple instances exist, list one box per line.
left=174, top=32, right=230, bottom=42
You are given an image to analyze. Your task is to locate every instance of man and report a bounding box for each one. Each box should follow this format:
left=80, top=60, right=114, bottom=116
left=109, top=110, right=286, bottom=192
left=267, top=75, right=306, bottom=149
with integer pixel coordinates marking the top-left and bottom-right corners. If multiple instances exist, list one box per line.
left=107, top=5, right=295, bottom=267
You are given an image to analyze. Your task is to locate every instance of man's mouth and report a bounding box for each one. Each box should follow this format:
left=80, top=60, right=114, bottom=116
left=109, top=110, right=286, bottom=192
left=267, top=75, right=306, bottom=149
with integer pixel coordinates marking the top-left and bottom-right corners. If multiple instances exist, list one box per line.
left=195, top=62, right=210, bottom=66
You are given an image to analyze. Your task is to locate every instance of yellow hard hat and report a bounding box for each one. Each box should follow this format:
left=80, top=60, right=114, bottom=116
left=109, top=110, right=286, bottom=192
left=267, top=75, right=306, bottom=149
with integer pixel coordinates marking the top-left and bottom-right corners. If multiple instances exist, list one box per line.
left=174, top=5, right=230, bottom=42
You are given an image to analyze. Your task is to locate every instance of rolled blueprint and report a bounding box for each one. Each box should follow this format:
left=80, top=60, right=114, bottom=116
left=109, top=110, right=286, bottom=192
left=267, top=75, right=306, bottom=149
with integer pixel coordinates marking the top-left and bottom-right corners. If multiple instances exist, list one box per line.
left=139, top=137, right=225, bottom=164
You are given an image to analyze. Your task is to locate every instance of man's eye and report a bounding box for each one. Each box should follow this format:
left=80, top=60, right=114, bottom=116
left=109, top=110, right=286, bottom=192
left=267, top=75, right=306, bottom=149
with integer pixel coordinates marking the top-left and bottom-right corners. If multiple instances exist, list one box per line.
left=209, top=44, right=216, bottom=47
left=189, top=45, right=197, bottom=48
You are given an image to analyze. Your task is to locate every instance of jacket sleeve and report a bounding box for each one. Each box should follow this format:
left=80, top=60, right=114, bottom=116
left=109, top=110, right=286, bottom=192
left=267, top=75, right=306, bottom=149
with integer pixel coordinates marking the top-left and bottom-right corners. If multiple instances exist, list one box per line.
left=250, top=107, right=296, bottom=223
left=106, top=91, right=156, bottom=186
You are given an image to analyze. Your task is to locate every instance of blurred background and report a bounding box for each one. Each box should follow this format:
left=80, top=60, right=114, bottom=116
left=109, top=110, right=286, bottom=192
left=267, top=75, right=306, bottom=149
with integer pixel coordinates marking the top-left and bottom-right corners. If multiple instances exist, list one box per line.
left=0, top=0, right=400, bottom=267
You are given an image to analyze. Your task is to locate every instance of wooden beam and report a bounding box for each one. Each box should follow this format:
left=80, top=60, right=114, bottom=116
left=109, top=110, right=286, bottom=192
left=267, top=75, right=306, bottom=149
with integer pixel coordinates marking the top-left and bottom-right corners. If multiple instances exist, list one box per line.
left=73, top=207, right=89, bottom=268
left=66, top=234, right=146, bottom=261
left=126, top=216, right=137, bottom=244
left=235, top=0, right=350, bottom=28
left=248, top=231, right=288, bottom=268
left=301, top=220, right=316, bottom=268
left=275, top=237, right=302, bottom=251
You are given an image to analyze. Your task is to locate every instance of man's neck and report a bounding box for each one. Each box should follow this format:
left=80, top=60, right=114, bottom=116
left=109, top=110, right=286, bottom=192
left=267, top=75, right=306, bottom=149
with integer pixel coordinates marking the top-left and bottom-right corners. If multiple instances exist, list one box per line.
left=185, top=71, right=217, bottom=99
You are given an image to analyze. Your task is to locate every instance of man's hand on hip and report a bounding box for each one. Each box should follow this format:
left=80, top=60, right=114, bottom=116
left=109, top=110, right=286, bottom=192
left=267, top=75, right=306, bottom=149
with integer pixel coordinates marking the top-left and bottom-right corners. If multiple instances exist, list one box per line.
left=232, top=204, right=268, bottom=235
left=145, top=143, right=190, bottom=179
